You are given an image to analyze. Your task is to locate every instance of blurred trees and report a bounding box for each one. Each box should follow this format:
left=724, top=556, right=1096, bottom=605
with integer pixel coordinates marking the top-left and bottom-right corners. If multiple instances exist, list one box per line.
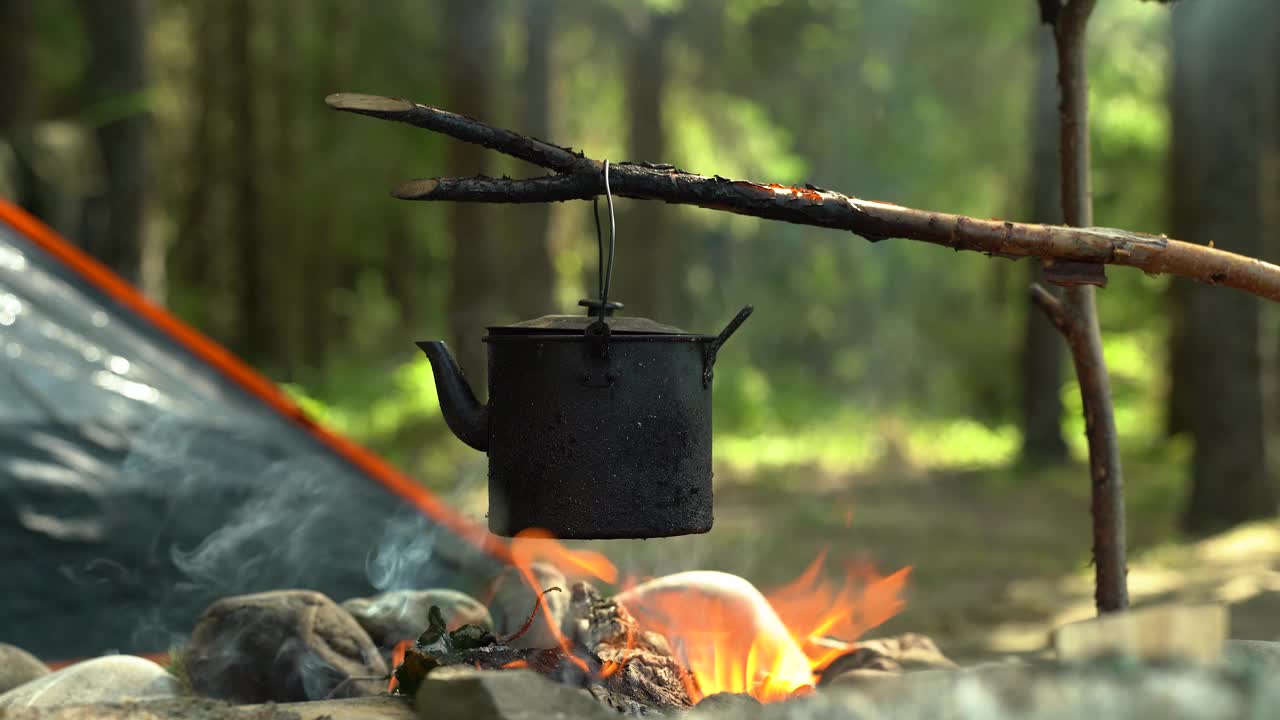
left=0, top=0, right=44, bottom=220
left=1169, top=0, right=1278, bottom=535
left=614, top=5, right=680, bottom=324
left=3, top=0, right=1278, bottom=533
left=509, top=0, right=557, bottom=319
left=1019, top=28, right=1067, bottom=465
left=445, top=0, right=501, bottom=383
left=228, top=0, right=268, bottom=363
left=77, top=0, right=148, bottom=285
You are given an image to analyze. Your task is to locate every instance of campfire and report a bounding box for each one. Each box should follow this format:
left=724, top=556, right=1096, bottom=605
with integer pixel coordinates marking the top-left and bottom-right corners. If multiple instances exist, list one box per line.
left=379, top=528, right=912, bottom=712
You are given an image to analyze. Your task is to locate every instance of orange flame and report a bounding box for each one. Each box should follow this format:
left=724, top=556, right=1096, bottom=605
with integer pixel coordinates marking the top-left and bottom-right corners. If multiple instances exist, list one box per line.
left=509, top=529, right=620, bottom=675
left=387, top=639, right=412, bottom=692
left=511, top=528, right=618, bottom=584
left=767, top=553, right=911, bottom=671
left=616, top=559, right=909, bottom=702
left=617, top=571, right=813, bottom=702
left=505, top=529, right=909, bottom=703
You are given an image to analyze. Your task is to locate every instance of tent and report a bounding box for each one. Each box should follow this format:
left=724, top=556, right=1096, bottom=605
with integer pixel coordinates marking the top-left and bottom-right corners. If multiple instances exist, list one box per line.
left=0, top=200, right=503, bottom=660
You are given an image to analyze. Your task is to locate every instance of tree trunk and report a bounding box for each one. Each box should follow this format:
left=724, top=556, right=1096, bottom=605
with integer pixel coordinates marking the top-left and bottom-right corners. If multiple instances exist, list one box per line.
left=445, top=0, right=502, bottom=383
left=77, top=0, right=148, bottom=285
left=1020, top=29, right=1068, bottom=465
left=505, top=0, right=558, bottom=318
left=227, top=0, right=272, bottom=366
left=1172, top=0, right=1277, bottom=535
left=0, top=0, right=48, bottom=221
left=269, top=0, right=302, bottom=377
left=613, top=12, right=682, bottom=324
left=1165, top=280, right=1192, bottom=438
left=299, top=0, right=351, bottom=374
left=170, top=0, right=234, bottom=340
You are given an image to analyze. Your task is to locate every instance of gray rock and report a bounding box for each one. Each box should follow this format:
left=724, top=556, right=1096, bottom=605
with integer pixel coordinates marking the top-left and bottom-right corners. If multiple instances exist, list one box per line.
left=487, top=563, right=568, bottom=650
left=694, top=692, right=762, bottom=712
left=1225, top=639, right=1280, bottom=667
left=0, top=644, right=50, bottom=694
left=797, top=661, right=1265, bottom=720
left=0, top=696, right=409, bottom=720
left=273, top=695, right=415, bottom=720
left=185, top=589, right=387, bottom=703
left=817, top=634, right=956, bottom=689
left=820, top=668, right=902, bottom=692
left=0, top=697, right=250, bottom=720
left=342, top=589, right=492, bottom=648
left=854, top=633, right=956, bottom=670
left=0, top=655, right=178, bottom=708
left=817, top=647, right=901, bottom=687
left=706, top=663, right=1256, bottom=719
left=415, top=666, right=613, bottom=720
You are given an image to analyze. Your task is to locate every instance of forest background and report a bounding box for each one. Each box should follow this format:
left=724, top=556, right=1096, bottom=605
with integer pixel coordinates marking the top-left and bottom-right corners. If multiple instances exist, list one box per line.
left=4, top=0, right=1279, bottom=654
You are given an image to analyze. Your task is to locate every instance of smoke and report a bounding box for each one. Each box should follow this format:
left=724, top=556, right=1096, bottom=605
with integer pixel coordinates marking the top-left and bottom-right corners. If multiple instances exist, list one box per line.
left=167, top=455, right=341, bottom=591
left=365, top=511, right=439, bottom=592
left=120, top=418, right=367, bottom=591
left=0, top=217, right=493, bottom=660
left=365, top=463, right=495, bottom=593
left=15, top=411, right=492, bottom=657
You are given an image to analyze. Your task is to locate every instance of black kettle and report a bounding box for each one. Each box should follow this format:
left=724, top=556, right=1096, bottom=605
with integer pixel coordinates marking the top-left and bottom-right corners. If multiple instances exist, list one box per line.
left=417, top=302, right=751, bottom=539
left=417, top=162, right=752, bottom=539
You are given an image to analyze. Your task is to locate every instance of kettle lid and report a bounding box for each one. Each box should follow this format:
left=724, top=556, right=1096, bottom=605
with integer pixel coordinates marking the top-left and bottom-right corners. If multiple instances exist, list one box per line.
left=488, top=313, right=689, bottom=335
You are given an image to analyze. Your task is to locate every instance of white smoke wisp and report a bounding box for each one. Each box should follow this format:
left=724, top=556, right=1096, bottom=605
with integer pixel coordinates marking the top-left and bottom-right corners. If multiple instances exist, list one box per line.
left=95, top=414, right=453, bottom=649
left=35, top=408, right=497, bottom=658
left=366, top=512, right=439, bottom=592
left=364, top=465, right=495, bottom=594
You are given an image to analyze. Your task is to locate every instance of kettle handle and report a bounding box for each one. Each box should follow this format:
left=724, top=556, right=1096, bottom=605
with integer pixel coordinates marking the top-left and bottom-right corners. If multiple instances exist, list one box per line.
left=703, top=305, right=754, bottom=386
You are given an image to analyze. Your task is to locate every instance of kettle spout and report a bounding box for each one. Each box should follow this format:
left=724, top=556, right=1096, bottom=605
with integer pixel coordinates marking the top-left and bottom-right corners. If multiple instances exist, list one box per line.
left=416, top=341, right=489, bottom=452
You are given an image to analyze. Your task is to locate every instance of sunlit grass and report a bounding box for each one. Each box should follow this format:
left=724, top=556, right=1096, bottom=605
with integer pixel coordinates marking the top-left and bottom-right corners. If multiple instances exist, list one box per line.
left=283, top=360, right=440, bottom=440
left=716, top=415, right=1020, bottom=475
left=1061, top=328, right=1169, bottom=457
left=716, top=427, right=881, bottom=474
left=285, top=329, right=1177, bottom=504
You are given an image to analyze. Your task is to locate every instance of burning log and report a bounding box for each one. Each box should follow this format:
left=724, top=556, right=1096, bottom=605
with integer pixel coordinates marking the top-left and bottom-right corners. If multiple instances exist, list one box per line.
left=342, top=589, right=493, bottom=651
left=566, top=583, right=698, bottom=714
left=486, top=563, right=569, bottom=650
left=392, top=584, right=696, bottom=715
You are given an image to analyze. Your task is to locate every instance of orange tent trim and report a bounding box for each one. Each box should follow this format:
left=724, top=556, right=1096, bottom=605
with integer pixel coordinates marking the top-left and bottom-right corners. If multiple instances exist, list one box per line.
left=0, top=199, right=512, bottom=568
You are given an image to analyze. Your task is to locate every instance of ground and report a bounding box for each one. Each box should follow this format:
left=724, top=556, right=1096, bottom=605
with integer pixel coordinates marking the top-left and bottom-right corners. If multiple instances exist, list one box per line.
left=452, top=453, right=1280, bottom=665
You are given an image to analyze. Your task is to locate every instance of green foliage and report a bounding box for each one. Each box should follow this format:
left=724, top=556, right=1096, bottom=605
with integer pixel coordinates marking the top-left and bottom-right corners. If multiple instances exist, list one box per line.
left=79, top=89, right=152, bottom=127
left=22, top=1, right=1195, bottom=517
left=270, top=0, right=1180, bottom=494
left=163, top=645, right=195, bottom=696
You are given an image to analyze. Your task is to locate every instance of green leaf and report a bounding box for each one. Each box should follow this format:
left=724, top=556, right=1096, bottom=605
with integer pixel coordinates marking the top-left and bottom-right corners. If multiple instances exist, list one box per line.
left=80, top=88, right=152, bottom=127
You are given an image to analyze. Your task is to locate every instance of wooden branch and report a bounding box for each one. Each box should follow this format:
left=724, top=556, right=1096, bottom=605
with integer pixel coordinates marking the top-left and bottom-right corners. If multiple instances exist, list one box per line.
left=1048, top=0, right=1128, bottom=615
left=393, top=175, right=594, bottom=203
left=1054, top=0, right=1097, bottom=229
left=325, top=93, right=592, bottom=175
left=327, top=92, right=1280, bottom=305
left=1029, top=283, right=1071, bottom=335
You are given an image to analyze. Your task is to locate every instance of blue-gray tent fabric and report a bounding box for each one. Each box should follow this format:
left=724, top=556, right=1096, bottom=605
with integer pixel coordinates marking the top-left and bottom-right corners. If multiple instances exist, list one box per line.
left=0, top=220, right=496, bottom=659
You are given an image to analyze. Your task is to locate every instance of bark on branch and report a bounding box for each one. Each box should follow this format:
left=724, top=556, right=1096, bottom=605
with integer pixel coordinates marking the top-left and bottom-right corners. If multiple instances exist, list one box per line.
left=327, top=92, right=1280, bottom=305
left=1045, top=0, right=1128, bottom=614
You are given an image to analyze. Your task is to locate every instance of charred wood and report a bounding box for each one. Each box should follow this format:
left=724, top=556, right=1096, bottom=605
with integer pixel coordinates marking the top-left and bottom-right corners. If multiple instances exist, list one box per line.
left=392, top=585, right=695, bottom=715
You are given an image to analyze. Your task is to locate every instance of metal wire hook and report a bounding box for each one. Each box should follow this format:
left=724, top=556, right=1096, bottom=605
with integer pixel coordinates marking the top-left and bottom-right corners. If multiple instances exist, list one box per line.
left=592, top=160, right=617, bottom=312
